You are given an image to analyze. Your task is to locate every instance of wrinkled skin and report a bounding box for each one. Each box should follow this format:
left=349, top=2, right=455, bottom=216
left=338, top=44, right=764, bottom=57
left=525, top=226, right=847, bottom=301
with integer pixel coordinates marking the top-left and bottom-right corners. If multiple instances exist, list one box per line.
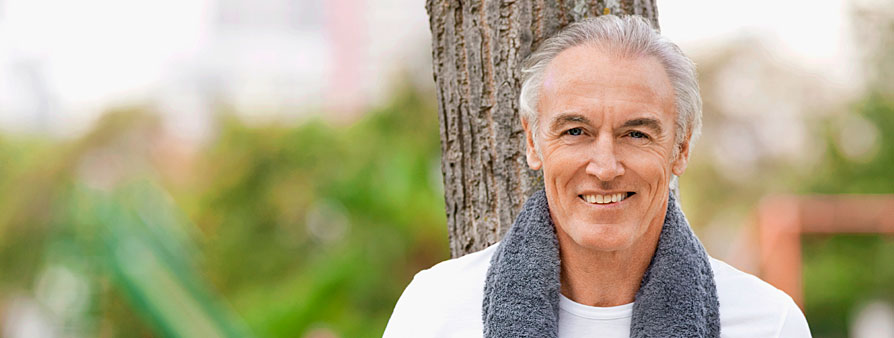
left=522, top=44, right=691, bottom=257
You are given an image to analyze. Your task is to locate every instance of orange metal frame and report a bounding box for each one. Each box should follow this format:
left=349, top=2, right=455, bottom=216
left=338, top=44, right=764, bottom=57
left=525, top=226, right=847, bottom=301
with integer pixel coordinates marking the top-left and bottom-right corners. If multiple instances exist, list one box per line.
left=756, top=194, right=894, bottom=308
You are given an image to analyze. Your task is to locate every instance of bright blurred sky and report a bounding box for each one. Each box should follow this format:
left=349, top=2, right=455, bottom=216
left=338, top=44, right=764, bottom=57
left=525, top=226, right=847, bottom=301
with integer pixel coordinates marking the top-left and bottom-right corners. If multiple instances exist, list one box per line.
left=0, top=0, right=212, bottom=136
left=0, top=0, right=209, bottom=105
left=661, top=0, right=850, bottom=60
left=0, top=0, right=870, bottom=136
left=660, top=0, right=861, bottom=88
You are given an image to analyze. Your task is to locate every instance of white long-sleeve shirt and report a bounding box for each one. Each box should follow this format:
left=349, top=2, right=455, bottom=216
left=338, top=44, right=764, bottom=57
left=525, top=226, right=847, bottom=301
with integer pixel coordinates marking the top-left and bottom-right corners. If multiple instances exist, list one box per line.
left=384, top=243, right=811, bottom=338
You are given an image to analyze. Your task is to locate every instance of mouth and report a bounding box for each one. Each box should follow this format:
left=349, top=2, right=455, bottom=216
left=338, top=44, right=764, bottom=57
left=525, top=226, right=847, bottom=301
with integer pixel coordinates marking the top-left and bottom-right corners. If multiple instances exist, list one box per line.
left=578, top=192, right=635, bottom=205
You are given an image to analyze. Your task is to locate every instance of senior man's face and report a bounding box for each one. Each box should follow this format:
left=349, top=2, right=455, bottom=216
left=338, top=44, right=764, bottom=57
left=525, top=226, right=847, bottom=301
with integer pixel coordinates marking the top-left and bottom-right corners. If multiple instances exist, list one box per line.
left=523, top=45, right=690, bottom=253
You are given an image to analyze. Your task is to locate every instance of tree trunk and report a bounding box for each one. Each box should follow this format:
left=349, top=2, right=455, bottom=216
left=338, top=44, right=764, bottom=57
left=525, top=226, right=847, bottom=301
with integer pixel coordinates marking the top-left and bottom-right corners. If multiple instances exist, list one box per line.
left=426, top=0, right=659, bottom=258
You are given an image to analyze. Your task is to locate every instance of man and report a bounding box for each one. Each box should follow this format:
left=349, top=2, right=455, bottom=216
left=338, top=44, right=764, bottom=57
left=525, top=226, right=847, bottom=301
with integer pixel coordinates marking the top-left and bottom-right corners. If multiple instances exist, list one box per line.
left=384, top=15, right=811, bottom=337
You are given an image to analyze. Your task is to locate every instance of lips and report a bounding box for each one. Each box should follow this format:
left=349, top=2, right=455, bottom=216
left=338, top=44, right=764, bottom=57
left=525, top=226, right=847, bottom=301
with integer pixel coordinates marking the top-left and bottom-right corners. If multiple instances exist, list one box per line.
left=578, top=192, right=635, bottom=205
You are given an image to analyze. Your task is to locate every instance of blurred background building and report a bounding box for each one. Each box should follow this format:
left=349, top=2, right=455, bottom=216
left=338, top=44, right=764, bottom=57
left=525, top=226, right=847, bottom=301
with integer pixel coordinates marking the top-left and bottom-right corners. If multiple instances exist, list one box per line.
left=0, top=0, right=891, bottom=337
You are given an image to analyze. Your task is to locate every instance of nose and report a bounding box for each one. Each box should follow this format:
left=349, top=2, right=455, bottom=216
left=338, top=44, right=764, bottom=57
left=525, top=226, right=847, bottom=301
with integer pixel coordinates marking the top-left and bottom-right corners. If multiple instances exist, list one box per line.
left=585, top=133, right=625, bottom=181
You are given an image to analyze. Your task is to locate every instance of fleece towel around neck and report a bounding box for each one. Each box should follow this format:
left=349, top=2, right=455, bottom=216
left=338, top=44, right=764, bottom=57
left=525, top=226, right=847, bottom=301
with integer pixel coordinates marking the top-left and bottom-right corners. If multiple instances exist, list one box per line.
left=482, top=190, right=720, bottom=337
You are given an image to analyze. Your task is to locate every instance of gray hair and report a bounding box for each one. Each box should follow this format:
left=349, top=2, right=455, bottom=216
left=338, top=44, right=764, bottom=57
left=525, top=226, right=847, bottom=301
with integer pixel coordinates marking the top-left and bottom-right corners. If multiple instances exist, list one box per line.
left=519, top=15, right=702, bottom=160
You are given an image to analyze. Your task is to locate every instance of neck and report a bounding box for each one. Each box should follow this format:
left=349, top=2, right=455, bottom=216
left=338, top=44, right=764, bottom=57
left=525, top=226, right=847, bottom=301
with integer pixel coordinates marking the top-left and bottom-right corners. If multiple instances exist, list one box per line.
left=557, top=220, right=662, bottom=307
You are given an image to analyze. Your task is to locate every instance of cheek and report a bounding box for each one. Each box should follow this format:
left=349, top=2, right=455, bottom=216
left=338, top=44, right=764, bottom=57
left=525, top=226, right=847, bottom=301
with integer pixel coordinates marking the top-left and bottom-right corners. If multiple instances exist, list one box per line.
left=617, top=147, right=672, bottom=183
left=542, top=144, right=587, bottom=179
left=541, top=146, right=590, bottom=216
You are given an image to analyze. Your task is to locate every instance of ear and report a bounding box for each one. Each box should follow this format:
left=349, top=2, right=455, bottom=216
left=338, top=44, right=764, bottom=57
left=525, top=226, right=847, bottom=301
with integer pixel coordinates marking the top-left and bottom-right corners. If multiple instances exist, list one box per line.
left=671, top=132, right=692, bottom=176
left=521, top=118, right=542, bottom=170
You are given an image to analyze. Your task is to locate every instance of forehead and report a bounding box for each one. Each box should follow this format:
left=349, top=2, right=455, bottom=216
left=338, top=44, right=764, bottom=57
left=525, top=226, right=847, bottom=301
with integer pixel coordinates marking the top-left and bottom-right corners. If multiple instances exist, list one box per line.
left=539, top=44, right=675, bottom=123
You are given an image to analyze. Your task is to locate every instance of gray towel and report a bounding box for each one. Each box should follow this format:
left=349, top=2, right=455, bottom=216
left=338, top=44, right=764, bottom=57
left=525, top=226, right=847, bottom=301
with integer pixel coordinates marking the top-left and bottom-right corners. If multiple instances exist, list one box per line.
left=482, top=190, right=720, bottom=337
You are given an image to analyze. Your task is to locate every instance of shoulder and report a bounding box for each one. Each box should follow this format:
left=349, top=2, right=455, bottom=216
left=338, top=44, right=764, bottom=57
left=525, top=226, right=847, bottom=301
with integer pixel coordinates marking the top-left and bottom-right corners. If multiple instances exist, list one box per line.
left=382, top=244, right=498, bottom=337
left=710, top=258, right=812, bottom=338
left=423, top=243, right=499, bottom=282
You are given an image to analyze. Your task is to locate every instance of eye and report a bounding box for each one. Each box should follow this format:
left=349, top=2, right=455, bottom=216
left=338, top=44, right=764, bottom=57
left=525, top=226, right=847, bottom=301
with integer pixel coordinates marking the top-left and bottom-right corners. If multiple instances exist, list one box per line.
left=565, top=127, right=583, bottom=136
left=628, top=130, right=649, bottom=139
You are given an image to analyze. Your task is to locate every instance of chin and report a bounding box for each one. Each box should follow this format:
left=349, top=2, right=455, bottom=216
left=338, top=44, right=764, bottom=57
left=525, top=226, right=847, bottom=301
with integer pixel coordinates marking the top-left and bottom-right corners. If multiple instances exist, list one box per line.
left=569, top=223, right=636, bottom=252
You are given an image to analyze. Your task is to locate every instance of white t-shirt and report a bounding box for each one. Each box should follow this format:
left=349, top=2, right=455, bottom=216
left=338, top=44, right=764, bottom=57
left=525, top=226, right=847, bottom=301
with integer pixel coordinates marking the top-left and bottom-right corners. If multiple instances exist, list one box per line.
left=559, top=293, right=632, bottom=337
left=383, top=243, right=812, bottom=337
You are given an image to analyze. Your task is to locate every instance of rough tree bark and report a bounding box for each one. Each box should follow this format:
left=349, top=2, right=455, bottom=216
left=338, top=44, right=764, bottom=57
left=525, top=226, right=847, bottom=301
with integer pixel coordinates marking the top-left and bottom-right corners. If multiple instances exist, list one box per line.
left=426, top=0, right=659, bottom=258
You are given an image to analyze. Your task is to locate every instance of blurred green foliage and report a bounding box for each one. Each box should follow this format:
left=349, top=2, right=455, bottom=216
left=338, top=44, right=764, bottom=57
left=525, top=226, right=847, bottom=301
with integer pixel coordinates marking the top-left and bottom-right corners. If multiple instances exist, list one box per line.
left=0, top=87, right=449, bottom=337
left=798, top=15, right=894, bottom=337
left=799, top=93, right=894, bottom=338
left=803, top=234, right=894, bottom=338
left=805, top=92, right=894, bottom=194
left=189, top=88, right=449, bottom=337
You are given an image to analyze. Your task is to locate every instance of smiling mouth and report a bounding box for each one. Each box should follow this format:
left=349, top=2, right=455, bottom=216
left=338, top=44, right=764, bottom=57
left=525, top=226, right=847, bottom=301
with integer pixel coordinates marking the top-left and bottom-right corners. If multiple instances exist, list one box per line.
left=578, top=192, right=635, bottom=205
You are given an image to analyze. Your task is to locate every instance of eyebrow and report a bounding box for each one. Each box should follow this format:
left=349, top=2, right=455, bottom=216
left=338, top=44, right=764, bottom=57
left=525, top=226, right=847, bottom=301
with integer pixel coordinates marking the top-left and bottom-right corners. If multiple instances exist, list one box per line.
left=549, top=113, right=591, bottom=132
left=548, top=114, right=663, bottom=135
left=620, top=117, right=663, bottom=135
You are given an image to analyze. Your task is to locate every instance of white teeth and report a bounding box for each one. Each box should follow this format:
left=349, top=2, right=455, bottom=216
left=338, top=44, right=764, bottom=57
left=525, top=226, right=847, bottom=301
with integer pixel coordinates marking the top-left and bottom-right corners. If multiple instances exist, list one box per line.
left=581, top=192, right=628, bottom=204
